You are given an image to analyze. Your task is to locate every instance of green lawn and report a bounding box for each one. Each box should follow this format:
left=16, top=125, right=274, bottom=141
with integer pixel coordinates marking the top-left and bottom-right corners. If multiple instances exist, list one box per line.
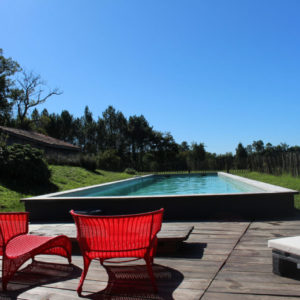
left=0, top=165, right=134, bottom=212
left=231, top=170, right=300, bottom=209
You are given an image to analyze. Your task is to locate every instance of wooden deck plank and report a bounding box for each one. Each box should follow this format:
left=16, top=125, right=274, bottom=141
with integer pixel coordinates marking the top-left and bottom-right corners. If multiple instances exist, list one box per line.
left=15, top=220, right=243, bottom=299
left=208, top=280, right=300, bottom=297
left=222, top=262, right=273, bottom=273
left=226, top=255, right=272, bottom=264
left=202, top=292, right=300, bottom=300
left=204, top=218, right=300, bottom=299
left=215, top=270, right=300, bottom=284
left=1, top=219, right=300, bottom=299
left=230, top=249, right=271, bottom=257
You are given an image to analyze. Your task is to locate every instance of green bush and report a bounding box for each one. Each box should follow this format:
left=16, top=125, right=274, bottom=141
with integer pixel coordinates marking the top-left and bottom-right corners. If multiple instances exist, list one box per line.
left=46, top=154, right=81, bottom=167
left=124, top=168, right=137, bottom=175
left=80, top=155, right=97, bottom=171
left=0, top=144, right=51, bottom=185
left=47, top=154, right=97, bottom=172
left=98, top=150, right=121, bottom=171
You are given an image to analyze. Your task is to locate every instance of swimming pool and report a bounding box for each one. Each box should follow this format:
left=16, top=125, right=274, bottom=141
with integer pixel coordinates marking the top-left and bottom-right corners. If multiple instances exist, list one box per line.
left=57, top=173, right=265, bottom=197
left=23, top=172, right=298, bottom=221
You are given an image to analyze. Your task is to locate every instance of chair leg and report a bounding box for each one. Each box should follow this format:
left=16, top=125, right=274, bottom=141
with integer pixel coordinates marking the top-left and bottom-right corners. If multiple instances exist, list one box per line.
left=2, top=272, right=8, bottom=292
left=2, top=256, right=24, bottom=292
left=145, top=257, right=157, bottom=293
left=67, top=250, right=72, bottom=264
left=2, top=258, right=7, bottom=291
left=77, top=256, right=91, bottom=296
left=64, top=238, right=72, bottom=264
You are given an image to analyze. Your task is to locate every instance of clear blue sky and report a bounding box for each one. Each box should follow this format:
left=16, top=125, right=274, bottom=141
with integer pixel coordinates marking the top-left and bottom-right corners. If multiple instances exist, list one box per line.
left=2, top=0, right=300, bottom=154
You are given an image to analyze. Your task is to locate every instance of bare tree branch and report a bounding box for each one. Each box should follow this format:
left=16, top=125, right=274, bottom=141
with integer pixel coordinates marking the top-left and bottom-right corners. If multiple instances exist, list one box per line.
left=12, top=71, right=62, bottom=127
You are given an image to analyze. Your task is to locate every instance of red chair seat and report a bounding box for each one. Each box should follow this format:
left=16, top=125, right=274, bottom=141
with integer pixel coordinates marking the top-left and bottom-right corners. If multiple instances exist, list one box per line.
left=6, top=235, right=54, bottom=258
left=0, top=212, right=72, bottom=291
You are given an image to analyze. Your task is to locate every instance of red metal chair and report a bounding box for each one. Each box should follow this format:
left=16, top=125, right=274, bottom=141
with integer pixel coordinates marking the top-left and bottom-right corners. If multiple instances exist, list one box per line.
left=70, top=208, right=164, bottom=296
left=0, top=212, right=72, bottom=291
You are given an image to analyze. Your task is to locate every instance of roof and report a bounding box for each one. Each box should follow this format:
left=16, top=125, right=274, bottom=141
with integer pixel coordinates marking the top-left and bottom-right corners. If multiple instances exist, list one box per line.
left=0, top=126, right=80, bottom=151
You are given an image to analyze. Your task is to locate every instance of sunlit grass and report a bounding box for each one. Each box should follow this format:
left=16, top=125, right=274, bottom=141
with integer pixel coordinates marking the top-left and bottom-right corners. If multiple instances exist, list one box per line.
left=0, top=185, right=26, bottom=211
left=231, top=170, right=300, bottom=209
left=49, top=165, right=133, bottom=191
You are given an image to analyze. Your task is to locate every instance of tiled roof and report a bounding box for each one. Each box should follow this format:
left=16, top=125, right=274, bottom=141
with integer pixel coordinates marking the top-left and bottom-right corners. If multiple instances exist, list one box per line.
left=0, top=126, right=80, bottom=151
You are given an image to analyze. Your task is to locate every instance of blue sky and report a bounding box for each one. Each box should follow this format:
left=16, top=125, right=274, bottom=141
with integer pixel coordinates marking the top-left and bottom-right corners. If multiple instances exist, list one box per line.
left=2, top=0, right=300, bottom=154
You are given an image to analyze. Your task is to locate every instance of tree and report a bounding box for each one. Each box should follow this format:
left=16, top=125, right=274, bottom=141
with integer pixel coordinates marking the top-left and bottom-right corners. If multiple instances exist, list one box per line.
left=179, top=141, right=190, bottom=152
left=60, top=110, right=75, bottom=143
left=0, top=49, right=21, bottom=125
left=235, top=143, right=248, bottom=169
left=81, top=106, right=97, bottom=153
left=31, top=108, right=40, bottom=131
left=149, top=131, right=179, bottom=171
left=102, top=106, right=128, bottom=156
left=187, top=142, right=206, bottom=170
left=252, top=140, right=264, bottom=153
left=224, top=152, right=234, bottom=172
left=10, top=71, right=62, bottom=128
left=265, top=142, right=273, bottom=151
left=128, top=115, right=152, bottom=169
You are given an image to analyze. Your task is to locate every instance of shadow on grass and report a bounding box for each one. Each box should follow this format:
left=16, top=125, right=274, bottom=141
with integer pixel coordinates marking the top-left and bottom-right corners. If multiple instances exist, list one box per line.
left=81, top=264, right=183, bottom=300
left=0, top=178, right=59, bottom=196
left=91, top=170, right=103, bottom=175
left=0, top=260, right=81, bottom=299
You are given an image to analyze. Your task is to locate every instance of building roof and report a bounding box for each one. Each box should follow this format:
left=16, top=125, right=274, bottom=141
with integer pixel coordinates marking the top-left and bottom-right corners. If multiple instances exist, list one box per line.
left=0, top=126, right=80, bottom=151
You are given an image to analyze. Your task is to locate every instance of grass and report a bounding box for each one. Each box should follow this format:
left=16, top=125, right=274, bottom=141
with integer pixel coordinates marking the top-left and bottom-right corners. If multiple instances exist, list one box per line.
left=49, top=165, right=133, bottom=191
left=0, top=165, right=134, bottom=212
left=231, top=170, right=300, bottom=209
left=0, top=186, right=27, bottom=211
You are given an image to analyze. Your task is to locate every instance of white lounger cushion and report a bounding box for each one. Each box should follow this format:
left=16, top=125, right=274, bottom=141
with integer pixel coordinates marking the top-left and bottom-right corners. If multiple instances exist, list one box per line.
left=268, top=236, right=300, bottom=256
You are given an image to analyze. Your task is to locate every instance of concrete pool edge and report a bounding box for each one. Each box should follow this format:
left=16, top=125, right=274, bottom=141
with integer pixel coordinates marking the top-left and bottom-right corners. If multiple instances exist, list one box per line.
left=22, top=172, right=299, bottom=221
left=218, top=172, right=298, bottom=193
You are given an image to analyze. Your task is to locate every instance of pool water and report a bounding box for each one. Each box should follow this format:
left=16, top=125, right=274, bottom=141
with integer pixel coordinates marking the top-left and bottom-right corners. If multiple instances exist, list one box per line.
left=59, top=174, right=265, bottom=197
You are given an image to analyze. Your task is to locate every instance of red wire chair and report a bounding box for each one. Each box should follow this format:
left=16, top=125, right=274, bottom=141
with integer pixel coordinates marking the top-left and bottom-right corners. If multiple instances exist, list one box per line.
left=0, top=212, right=72, bottom=291
left=70, top=208, right=164, bottom=296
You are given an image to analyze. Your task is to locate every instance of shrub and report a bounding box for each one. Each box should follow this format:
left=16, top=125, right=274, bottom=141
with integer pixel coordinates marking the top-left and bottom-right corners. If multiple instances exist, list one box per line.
left=149, top=161, right=160, bottom=172
left=46, top=154, right=81, bottom=167
left=80, top=155, right=97, bottom=171
left=47, top=154, right=97, bottom=172
left=124, top=168, right=137, bottom=175
left=0, top=144, right=51, bottom=185
left=98, top=150, right=121, bottom=171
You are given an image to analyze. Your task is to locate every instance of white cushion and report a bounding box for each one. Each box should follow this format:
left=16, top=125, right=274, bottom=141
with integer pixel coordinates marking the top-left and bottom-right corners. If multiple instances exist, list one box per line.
left=268, top=236, right=300, bottom=256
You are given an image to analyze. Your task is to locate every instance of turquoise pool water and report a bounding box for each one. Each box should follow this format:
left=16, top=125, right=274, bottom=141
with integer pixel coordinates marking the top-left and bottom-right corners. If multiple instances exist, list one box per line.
left=57, top=174, right=265, bottom=197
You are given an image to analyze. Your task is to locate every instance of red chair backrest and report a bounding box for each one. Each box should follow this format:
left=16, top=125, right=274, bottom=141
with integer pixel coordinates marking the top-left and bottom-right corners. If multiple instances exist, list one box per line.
left=0, top=212, right=29, bottom=254
left=71, top=209, right=164, bottom=252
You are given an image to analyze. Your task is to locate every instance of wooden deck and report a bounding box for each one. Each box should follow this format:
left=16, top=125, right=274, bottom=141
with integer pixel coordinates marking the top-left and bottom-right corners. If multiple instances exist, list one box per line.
left=2, top=218, right=300, bottom=299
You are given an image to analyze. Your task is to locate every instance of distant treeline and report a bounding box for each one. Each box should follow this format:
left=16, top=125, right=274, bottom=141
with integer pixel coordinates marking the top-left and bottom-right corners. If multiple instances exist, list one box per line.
left=3, top=105, right=300, bottom=176
left=1, top=48, right=300, bottom=175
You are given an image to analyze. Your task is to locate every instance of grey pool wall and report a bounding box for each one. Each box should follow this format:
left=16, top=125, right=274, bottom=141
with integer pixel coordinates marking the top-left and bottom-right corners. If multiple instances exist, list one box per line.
left=22, top=172, right=298, bottom=221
